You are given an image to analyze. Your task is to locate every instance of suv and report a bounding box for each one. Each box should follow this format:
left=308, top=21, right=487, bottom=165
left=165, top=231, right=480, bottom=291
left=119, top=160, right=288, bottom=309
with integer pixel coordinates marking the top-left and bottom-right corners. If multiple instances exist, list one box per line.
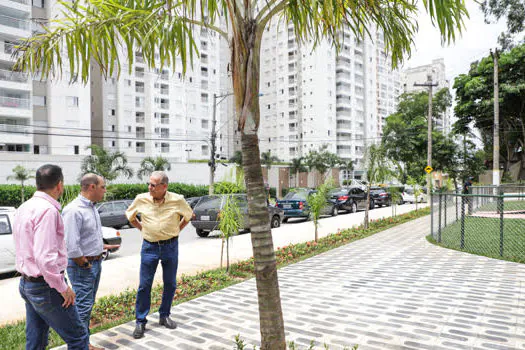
left=370, top=187, right=391, bottom=207
left=0, top=207, right=16, bottom=274
left=192, top=194, right=284, bottom=237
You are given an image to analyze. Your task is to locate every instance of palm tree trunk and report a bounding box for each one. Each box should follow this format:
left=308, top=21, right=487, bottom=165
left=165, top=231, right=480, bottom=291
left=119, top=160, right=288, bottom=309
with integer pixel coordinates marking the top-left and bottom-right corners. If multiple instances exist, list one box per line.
left=233, top=26, right=286, bottom=349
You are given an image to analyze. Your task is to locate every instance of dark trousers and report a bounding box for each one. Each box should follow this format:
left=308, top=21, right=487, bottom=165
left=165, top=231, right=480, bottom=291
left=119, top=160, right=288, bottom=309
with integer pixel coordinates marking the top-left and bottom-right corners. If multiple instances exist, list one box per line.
left=136, top=239, right=179, bottom=324
left=19, top=278, right=89, bottom=350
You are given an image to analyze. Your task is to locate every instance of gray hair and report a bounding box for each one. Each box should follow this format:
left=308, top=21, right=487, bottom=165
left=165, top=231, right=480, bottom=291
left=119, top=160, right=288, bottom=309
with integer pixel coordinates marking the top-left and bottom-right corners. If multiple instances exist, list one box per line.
left=81, top=173, right=101, bottom=190
left=151, top=171, right=169, bottom=184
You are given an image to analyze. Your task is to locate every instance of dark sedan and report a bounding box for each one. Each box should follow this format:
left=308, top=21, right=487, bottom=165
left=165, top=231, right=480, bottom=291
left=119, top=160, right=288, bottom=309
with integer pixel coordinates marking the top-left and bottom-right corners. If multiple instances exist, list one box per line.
left=370, top=187, right=391, bottom=207
left=96, top=200, right=133, bottom=229
left=276, top=189, right=315, bottom=222
left=329, top=186, right=372, bottom=213
left=191, top=194, right=284, bottom=237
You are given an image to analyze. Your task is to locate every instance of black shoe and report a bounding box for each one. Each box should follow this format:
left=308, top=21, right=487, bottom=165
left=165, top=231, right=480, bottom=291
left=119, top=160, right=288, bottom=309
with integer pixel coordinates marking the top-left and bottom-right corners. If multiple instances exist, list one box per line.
left=159, top=316, right=177, bottom=329
left=133, top=323, right=146, bottom=339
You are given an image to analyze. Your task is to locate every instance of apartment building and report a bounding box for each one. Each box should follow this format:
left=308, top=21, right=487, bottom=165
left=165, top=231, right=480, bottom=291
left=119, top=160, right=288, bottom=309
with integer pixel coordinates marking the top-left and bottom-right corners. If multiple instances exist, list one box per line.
left=0, top=0, right=92, bottom=156
left=258, top=22, right=401, bottom=178
left=90, top=28, right=231, bottom=162
left=401, top=58, right=451, bottom=134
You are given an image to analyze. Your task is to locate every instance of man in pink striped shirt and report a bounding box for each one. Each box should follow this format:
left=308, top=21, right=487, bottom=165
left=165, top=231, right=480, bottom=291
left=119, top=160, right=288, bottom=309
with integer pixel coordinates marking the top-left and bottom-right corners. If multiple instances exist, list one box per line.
left=14, top=164, right=89, bottom=350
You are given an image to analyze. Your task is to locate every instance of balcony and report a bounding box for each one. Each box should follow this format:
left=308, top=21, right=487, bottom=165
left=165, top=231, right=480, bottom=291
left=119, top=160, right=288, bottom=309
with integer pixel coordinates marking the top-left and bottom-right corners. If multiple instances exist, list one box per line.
left=135, top=86, right=144, bottom=93
left=8, top=0, right=30, bottom=5
left=0, top=96, right=30, bottom=109
left=0, top=69, right=28, bottom=83
left=0, top=15, right=30, bottom=31
left=160, top=88, right=169, bottom=95
left=136, top=131, right=145, bottom=139
left=0, top=123, right=31, bottom=133
left=136, top=146, right=145, bottom=153
left=136, top=116, right=145, bottom=123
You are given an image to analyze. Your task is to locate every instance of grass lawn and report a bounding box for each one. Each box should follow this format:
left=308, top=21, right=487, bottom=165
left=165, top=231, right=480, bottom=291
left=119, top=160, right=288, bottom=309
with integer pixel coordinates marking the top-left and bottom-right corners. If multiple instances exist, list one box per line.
left=477, top=200, right=525, bottom=212
left=430, top=216, right=525, bottom=263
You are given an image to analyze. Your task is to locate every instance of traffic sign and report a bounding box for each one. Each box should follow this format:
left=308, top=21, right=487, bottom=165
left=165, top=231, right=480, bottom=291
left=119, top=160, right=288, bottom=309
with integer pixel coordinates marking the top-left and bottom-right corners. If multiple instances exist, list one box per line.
left=425, top=166, right=433, bottom=174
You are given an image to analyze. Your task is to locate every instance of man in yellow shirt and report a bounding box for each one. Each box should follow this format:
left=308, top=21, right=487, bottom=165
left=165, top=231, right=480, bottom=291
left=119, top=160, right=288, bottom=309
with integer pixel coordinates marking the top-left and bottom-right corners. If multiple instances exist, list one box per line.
left=125, top=171, right=193, bottom=339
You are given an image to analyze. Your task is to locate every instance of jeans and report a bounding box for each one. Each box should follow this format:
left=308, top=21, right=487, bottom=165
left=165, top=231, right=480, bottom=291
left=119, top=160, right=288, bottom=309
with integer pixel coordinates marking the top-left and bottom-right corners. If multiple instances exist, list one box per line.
left=136, top=239, right=179, bottom=324
left=67, top=259, right=102, bottom=335
left=19, top=278, right=89, bottom=350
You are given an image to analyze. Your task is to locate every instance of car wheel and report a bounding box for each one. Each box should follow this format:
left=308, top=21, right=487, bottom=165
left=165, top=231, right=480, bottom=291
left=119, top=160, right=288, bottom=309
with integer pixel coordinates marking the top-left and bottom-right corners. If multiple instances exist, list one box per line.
left=102, top=250, right=109, bottom=260
left=370, top=200, right=375, bottom=209
left=271, top=215, right=281, bottom=228
left=331, top=206, right=338, bottom=216
left=196, top=229, right=210, bottom=238
left=282, top=218, right=289, bottom=223
left=351, top=202, right=357, bottom=213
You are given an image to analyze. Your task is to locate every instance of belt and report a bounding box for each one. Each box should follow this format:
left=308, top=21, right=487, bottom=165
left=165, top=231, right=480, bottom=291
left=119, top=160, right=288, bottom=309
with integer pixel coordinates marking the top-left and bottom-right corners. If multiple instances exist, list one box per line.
left=86, top=254, right=104, bottom=262
left=144, top=236, right=178, bottom=245
left=21, top=271, right=64, bottom=283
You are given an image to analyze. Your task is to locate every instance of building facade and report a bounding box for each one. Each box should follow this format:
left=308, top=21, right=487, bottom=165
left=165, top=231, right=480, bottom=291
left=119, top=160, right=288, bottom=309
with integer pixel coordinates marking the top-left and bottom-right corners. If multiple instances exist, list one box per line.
left=257, top=21, right=401, bottom=178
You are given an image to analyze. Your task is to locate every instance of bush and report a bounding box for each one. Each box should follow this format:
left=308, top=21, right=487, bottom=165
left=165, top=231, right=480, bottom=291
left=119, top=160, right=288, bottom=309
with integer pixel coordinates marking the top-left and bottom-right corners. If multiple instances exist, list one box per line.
left=0, top=183, right=209, bottom=207
left=214, top=181, right=245, bottom=194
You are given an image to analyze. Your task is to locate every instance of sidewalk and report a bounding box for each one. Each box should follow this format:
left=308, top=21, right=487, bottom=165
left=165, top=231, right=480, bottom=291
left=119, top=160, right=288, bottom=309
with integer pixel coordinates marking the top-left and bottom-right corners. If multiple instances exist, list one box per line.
left=59, top=214, right=525, bottom=350
left=0, top=204, right=421, bottom=325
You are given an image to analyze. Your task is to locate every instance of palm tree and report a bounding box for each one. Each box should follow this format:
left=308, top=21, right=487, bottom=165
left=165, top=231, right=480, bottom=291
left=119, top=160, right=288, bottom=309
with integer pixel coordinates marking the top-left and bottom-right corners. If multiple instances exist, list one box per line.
left=260, top=150, right=280, bottom=170
left=14, top=1, right=467, bottom=347
left=363, top=144, right=391, bottom=228
left=137, top=156, right=171, bottom=180
left=80, top=144, right=133, bottom=182
left=340, top=159, right=354, bottom=185
left=229, top=150, right=243, bottom=166
left=289, top=157, right=307, bottom=187
left=7, top=165, right=34, bottom=203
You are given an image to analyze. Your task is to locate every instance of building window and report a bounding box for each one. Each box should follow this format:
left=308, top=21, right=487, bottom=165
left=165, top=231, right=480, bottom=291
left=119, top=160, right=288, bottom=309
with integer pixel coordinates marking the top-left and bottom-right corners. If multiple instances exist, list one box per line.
left=110, top=109, right=116, bottom=116
left=136, top=142, right=145, bottom=153
left=66, top=96, right=79, bottom=107
left=201, top=120, right=209, bottom=129
left=111, top=125, right=115, bottom=132
left=201, top=145, right=209, bottom=156
left=34, top=145, right=40, bottom=154
left=74, top=145, right=79, bottom=154
left=128, top=141, right=132, bottom=148
left=32, top=0, right=44, bottom=8
left=111, top=141, right=116, bottom=147
left=33, top=96, right=46, bottom=106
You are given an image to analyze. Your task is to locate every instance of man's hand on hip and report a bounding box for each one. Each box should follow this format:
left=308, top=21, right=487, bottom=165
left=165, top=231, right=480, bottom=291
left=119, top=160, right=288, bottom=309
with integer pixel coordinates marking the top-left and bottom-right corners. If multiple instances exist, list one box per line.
left=61, top=286, right=76, bottom=308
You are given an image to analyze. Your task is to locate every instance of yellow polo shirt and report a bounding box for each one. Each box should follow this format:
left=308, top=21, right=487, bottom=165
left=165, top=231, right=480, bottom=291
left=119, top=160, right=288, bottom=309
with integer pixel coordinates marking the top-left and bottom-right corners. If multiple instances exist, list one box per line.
left=126, top=191, right=193, bottom=242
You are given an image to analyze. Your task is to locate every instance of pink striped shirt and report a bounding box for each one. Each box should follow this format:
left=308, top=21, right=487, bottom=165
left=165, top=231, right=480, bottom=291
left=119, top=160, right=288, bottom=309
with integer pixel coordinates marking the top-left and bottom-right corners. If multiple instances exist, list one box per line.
left=14, top=191, right=68, bottom=293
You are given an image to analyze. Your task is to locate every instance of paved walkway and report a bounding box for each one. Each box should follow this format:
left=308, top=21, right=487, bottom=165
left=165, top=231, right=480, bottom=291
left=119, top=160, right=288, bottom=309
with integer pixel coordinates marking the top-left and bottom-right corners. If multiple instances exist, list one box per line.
left=56, top=215, right=525, bottom=350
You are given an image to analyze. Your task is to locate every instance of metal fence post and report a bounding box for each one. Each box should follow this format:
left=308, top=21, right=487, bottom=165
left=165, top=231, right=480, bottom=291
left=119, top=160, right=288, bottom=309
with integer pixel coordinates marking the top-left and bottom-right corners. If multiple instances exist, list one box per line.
left=444, top=193, right=447, bottom=227
left=455, top=192, right=458, bottom=221
left=438, top=193, right=442, bottom=243
left=430, top=191, right=434, bottom=239
left=499, top=191, right=504, bottom=257
left=460, top=196, right=465, bottom=249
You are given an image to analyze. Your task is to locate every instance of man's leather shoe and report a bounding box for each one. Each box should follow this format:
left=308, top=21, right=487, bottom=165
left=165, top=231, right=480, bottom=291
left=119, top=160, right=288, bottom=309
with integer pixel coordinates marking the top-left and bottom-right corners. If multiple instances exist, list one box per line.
left=159, top=316, right=177, bottom=329
left=133, top=323, right=146, bottom=339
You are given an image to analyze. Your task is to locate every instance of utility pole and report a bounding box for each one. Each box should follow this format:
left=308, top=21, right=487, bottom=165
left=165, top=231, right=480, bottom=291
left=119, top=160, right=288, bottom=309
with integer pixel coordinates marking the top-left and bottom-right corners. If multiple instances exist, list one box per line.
left=414, top=74, right=438, bottom=194
left=209, top=94, right=218, bottom=195
left=491, top=48, right=500, bottom=186
left=208, top=92, right=233, bottom=195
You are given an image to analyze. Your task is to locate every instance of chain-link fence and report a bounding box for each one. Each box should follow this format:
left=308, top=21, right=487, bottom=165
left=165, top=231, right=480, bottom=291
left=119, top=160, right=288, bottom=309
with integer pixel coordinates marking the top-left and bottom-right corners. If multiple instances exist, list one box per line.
left=431, top=185, right=525, bottom=262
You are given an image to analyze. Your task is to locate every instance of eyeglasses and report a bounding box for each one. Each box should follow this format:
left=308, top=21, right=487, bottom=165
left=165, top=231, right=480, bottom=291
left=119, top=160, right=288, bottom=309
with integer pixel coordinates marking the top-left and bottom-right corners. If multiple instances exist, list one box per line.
left=147, top=182, right=165, bottom=188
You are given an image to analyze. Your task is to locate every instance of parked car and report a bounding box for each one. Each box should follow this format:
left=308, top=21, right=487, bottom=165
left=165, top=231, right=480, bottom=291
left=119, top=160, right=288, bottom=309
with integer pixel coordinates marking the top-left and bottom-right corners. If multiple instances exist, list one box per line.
left=370, top=187, right=391, bottom=207
left=402, top=187, right=427, bottom=204
left=276, top=189, right=316, bottom=222
left=0, top=207, right=16, bottom=274
left=186, top=196, right=202, bottom=209
left=329, top=186, right=372, bottom=213
left=101, top=226, right=122, bottom=260
left=96, top=200, right=133, bottom=229
left=192, top=194, right=284, bottom=237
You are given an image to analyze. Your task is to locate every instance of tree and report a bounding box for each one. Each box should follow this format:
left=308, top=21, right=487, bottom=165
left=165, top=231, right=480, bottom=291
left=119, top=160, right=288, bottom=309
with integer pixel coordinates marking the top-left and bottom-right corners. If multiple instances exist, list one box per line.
left=7, top=165, right=34, bottom=203
left=363, top=144, right=386, bottom=229
left=14, top=0, right=468, bottom=347
left=481, top=0, right=525, bottom=49
left=137, top=156, right=171, bottom=180
left=454, top=44, right=525, bottom=179
left=339, top=159, right=354, bottom=184
left=304, top=145, right=342, bottom=186
left=218, top=195, right=242, bottom=272
left=260, top=150, right=280, bottom=169
left=382, top=89, right=458, bottom=183
left=80, top=145, right=133, bottom=182
left=308, top=180, right=333, bottom=242
left=289, top=157, right=307, bottom=187
left=229, top=151, right=243, bottom=166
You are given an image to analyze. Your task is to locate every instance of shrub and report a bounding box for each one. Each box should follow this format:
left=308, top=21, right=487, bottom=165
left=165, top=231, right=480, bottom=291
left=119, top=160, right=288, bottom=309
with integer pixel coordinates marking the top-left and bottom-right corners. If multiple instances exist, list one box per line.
left=214, top=181, right=245, bottom=194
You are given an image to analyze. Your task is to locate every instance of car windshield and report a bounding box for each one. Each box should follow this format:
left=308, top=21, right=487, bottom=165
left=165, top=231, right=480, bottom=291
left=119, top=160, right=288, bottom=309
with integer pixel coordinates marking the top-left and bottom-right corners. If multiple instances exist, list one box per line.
left=329, top=189, right=347, bottom=197
left=405, top=188, right=414, bottom=194
left=0, top=215, right=12, bottom=235
left=284, top=191, right=309, bottom=201
left=195, top=196, right=222, bottom=210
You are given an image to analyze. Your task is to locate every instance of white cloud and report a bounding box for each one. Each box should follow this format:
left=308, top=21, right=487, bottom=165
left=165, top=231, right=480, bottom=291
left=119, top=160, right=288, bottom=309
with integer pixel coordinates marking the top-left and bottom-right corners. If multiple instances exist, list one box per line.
left=404, top=1, right=507, bottom=80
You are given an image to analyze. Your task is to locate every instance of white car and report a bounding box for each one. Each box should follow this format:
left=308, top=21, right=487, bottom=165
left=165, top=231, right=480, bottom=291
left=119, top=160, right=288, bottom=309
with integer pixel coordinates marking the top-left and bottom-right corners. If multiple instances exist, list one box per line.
left=402, top=188, right=427, bottom=204
left=101, top=226, right=122, bottom=260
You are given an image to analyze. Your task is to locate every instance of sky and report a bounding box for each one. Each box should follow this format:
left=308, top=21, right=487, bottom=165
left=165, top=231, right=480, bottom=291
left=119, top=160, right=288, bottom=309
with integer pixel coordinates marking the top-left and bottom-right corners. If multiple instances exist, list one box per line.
left=404, top=1, right=507, bottom=82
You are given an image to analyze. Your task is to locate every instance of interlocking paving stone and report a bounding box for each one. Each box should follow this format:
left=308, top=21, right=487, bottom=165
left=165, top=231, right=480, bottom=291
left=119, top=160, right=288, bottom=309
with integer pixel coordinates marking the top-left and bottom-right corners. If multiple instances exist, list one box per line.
left=53, top=216, right=525, bottom=349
